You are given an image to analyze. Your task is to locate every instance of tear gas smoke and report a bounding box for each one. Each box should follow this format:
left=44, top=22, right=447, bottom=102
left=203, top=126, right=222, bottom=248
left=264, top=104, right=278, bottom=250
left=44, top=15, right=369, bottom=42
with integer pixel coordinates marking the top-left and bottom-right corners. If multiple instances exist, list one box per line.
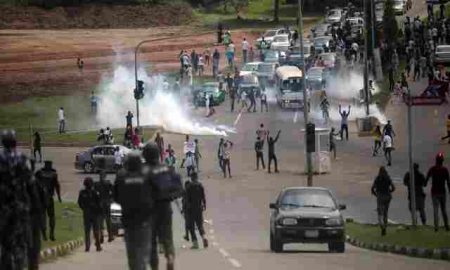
left=96, top=66, right=234, bottom=136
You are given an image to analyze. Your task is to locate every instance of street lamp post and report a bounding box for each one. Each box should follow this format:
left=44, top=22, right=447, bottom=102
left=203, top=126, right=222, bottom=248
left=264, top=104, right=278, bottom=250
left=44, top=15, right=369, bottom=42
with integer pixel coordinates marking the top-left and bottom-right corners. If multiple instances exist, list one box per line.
left=363, top=0, right=370, bottom=116
left=298, top=0, right=313, bottom=186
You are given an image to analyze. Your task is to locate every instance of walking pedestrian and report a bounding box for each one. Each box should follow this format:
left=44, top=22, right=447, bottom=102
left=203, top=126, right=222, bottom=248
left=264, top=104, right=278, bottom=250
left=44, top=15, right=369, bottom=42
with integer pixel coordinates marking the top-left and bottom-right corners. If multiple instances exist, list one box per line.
left=403, top=163, right=427, bottom=225
left=371, top=166, right=395, bottom=236
left=230, top=85, right=236, bottom=112
left=95, top=165, right=115, bottom=243
left=205, top=94, right=211, bottom=117
left=58, top=107, right=65, bottom=134
left=267, top=130, right=281, bottom=173
left=185, top=172, right=208, bottom=249
left=33, top=131, right=42, bottom=163
left=165, top=146, right=176, bottom=171
left=225, top=73, right=234, bottom=93
left=338, top=105, right=351, bottom=141
left=126, top=111, right=134, bottom=129
left=383, top=133, right=393, bottom=166
left=155, top=132, right=165, bottom=163
left=248, top=89, right=256, bottom=113
left=35, top=160, right=62, bottom=241
left=242, top=38, right=249, bottom=63
left=204, top=48, right=210, bottom=66
left=114, top=146, right=124, bottom=171
left=212, top=48, right=220, bottom=78
left=425, top=153, right=450, bottom=231
left=260, top=91, right=268, bottom=112
left=191, top=50, right=198, bottom=74
left=329, top=127, right=339, bottom=159
left=372, top=125, right=382, bottom=156
left=78, top=177, right=102, bottom=252
left=383, top=120, right=396, bottom=140
left=249, top=46, right=254, bottom=62
left=222, top=140, right=233, bottom=178
left=255, top=136, right=265, bottom=170
left=194, top=139, right=201, bottom=171
left=440, top=114, right=450, bottom=144
left=226, top=41, right=235, bottom=68
left=217, top=138, right=224, bottom=171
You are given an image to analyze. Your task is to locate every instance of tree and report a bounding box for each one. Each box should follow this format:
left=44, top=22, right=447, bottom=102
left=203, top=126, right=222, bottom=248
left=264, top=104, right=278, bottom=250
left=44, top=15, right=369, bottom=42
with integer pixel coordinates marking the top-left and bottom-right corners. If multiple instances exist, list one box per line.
left=224, top=0, right=249, bottom=19
left=382, top=0, right=398, bottom=54
left=274, top=0, right=279, bottom=22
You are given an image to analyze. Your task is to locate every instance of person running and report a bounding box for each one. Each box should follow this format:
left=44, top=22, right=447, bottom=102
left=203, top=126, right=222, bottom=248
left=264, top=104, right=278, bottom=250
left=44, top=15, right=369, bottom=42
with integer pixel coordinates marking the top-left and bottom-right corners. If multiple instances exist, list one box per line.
left=255, top=137, right=265, bottom=170
left=338, top=105, right=351, bottom=141
left=329, top=127, right=339, bottom=159
left=383, top=133, right=393, bottom=166
left=222, top=140, right=233, bottom=178
left=440, top=114, right=450, bottom=144
left=33, top=131, right=42, bottom=163
left=403, top=163, right=427, bottom=225
left=267, top=130, right=281, bottom=173
left=383, top=120, right=396, bottom=140
left=372, top=125, right=383, bottom=156
left=371, top=166, right=395, bottom=236
left=425, top=153, right=450, bottom=231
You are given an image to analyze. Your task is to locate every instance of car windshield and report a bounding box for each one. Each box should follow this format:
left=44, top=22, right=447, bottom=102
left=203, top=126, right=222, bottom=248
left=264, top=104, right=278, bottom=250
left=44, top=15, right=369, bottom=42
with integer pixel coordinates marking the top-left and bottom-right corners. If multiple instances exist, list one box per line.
left=242, top=64, right=259, bottom=71
left=258, top=64, right=274, bottom=73
left=274, top=36, right=288, bottom=43
left=241, top=76, right=258, bottom=84
left=265, top=51, right=278, bottom=58
left=264, top=30, right=277, bottom=37
left=281, top=78, right=303, bottom=92
left=436, top=47, right=450, bottom=53
left=280, top=189, right=336, bottom=209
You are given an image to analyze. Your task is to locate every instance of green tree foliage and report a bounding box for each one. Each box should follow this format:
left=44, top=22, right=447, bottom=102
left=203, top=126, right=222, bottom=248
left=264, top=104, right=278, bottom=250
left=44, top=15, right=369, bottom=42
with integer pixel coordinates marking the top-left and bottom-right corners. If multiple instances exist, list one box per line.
left=382, top=0, right=398, bottom=51
left=224, top=0, right=249, bottom=18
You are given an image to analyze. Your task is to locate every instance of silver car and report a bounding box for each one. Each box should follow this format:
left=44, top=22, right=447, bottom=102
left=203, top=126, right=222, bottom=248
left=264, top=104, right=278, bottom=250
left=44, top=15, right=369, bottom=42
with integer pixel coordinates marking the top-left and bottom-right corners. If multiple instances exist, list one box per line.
left=434, top=45, right=450, bottom=65
left=306, top=67, right=327, bottom=90
left=75, top=144, right=132, bottom=173
left=393, top=0, right=406, bottom=15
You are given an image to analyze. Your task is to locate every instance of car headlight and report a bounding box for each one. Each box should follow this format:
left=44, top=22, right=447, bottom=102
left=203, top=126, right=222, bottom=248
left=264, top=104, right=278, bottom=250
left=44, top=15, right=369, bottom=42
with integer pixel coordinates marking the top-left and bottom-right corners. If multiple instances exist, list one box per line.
left=325, top=218, right=343, bottom=226
left=280, top=218, right=298, bottom=225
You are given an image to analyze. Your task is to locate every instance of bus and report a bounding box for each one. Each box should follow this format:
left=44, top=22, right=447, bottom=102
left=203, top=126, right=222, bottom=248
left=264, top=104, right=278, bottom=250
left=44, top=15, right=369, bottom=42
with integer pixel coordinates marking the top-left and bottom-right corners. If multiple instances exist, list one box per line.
left=275, top=66, right=307, bottom=109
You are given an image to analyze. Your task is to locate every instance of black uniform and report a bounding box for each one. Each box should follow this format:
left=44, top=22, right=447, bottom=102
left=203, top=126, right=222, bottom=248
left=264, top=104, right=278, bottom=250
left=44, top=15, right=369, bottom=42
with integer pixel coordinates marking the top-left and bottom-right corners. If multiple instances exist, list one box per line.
left=35, top=163, right=61, bottom=241
left=255, top=139, right=265, bottom=170
left=268, top=131, right=281, bottom=173
left=94, top=174, right=114, bottom=242
left=185, top=179, right=207, bottom=246
left=78, top=184, right=102, bottom=252
left=403, top=167, right=427, bottom=225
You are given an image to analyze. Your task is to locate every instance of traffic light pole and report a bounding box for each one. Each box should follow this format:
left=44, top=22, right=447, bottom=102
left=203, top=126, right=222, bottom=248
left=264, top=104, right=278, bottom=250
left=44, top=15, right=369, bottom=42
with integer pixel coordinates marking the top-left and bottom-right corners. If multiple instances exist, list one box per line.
left=298, top=0, right=313, bottom=187
left=135, top=40, right=153, bottom=129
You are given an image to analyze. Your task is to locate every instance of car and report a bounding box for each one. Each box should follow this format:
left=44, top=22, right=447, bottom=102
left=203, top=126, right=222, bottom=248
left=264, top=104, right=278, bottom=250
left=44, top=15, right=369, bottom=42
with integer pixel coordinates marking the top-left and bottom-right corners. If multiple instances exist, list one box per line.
left=110, top=202, right=122, bottom=236
left=257, top=62, right=280, bottom=88
left=264, top=50, right=285, bottom=63
left=311, top=23, right=331, bottom=37
left=240, top=62, right=262, bottom=77
left=313, top=36, right=332, bottom=54
left=326, top=8, right=343, bottom=24
left=434, top=45, right=450, bottom=65
left=75, top=145, right=132, bottom=173
left=306, top=67, right=327, bottom=90
left=238, top=74, right=261, bottom=96
left=284, top=45, right=310, bottom=68
left=269, top=187, right=346, bottom=253
left=318, top=52, right=337, bottom=69
left=270, top=34, right=290, bottom=52
left=256, top=28, right=290, bottom=49
left=375, top=1, right=384, bottom=24
left=393, top=0, right=406, bottom=15
left=346, top=17, right=364, bottom=28
left=193, top=82, right=226, bottom=107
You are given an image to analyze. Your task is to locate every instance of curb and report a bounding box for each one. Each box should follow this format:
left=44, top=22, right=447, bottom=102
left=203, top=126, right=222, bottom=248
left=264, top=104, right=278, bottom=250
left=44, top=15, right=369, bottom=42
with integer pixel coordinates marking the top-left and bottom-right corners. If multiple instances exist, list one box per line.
left=346, top=235, right=450, bottom=261
left=40, top=238, right=84, bottom=261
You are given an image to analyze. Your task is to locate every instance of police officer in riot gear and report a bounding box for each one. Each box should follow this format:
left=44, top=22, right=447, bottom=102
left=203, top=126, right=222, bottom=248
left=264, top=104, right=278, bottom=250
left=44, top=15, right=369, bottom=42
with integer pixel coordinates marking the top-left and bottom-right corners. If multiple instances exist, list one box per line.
left=78, top=177, right=102, bottom=252
left=114, top=151, right=154, bottom=270
left=0, top=129, right=36, bottom=269
left=35, top=160, right=61, bottom=241
left=143, top=143, right=183, bottom=270
left=185, top=172, right=208, bottom=249
left=94, top=157, right=114, bottom=243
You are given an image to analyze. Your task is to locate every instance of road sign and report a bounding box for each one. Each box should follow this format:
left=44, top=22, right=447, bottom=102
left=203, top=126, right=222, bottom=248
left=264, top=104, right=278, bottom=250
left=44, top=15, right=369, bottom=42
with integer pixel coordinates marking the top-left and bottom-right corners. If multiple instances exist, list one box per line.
left=403, top=95, right=445, bottom=106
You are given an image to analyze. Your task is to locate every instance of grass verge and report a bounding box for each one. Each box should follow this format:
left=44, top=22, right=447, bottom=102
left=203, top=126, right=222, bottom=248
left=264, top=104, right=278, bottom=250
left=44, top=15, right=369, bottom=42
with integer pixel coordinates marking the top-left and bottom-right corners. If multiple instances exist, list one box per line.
left=373, top=60, right=406, bottom=110
left=346, top=222, right=450, bottom=249
left=42, top=202, right=83, bottom=250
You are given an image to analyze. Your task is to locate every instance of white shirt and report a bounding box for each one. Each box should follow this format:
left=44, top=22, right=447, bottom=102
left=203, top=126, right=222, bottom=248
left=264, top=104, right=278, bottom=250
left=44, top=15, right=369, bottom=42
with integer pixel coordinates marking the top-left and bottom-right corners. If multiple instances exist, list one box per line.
left=58, top=109, right=64, bottom=121
left=184, top=141, right=196, bottom=154
left=383, top=135, right=392, bottom=148
left=242, top=40, right=249, bottom=51
left=227, top=43, right=235, bottom=53
left=114, top=150, right=124, bottom=165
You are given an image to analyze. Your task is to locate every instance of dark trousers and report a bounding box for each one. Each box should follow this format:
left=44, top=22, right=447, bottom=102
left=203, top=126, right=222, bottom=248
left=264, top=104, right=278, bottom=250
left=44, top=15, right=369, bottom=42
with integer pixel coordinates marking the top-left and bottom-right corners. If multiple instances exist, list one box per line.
left=83, top=212, right=101, bottom=251
left=99, top=205, right=113, bottom=241
left=441, top=131, right=450, bottom=143
left=376, top=194, right=391, bottom=230
left=432, top=194, right=449, bottom=230
left=248, top=98, right=256, bottom=112
left=33, top=147, right=42, bottom=162
left=28, top=216, right=42, bottom=270
left=58, top=120, right=65, bottom=133
left=261, top=101, right=268, bottom=112
left=408, top=194, right=427, bottom=225
left=329, top=142, right=336, bottom=159
left=373, top=140, right=381, bottom=156
left=151, top=202, right=174, bottom=270
left=42, top=199, right=55, bottom=240
left=230, top=98, right=235, bottom=112
left=384, top=147, right=392, bottom=166
left=256, top=152, right=265, bottom=169
left=124, top=220, right=153, bottom=270
left=340, top=124, right=348, bottom=140
left=187, top=210, right=205, bottom=242
left=268, top=154, right=278, bottom=173
left=218, top=156, right=224, bottom=171
left=222, top=158, right=231, bottom=177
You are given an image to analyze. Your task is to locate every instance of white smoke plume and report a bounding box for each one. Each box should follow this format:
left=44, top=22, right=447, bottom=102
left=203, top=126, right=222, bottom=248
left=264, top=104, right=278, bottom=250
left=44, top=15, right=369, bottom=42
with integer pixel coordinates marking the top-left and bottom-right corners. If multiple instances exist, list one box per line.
left=96, top=66, right=234, bottom=136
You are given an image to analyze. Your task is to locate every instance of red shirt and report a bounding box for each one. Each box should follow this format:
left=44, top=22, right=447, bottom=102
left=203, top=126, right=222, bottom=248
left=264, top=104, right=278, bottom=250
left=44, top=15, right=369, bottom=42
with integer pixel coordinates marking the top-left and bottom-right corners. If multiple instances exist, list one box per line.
left=426, top=165, right=450, bottom=196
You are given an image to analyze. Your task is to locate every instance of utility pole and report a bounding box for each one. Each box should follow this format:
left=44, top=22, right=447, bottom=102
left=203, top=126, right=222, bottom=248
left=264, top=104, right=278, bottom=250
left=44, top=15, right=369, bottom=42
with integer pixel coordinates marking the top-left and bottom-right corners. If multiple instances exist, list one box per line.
left=135, top=44, right=141, bottom=129
left=363, top=0, right=370, bottom=116
left=298, top=0, right=313, bottom=186
left=407, top=87, right=417, bottom=227
left=370, top=0, right=376, bottom=77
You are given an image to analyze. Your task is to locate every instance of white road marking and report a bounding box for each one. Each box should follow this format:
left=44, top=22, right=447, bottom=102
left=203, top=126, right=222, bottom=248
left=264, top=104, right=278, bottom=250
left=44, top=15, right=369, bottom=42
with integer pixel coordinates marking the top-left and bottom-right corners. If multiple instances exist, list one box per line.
left=293, top=111, right=298, bottom=123
left=228, top=258, right=242, bottom=268
left=219, top=248, right=230, bottom=258
left=212, top=241, right=219, bottom=247
left=234, top=111, right=243, bottom=126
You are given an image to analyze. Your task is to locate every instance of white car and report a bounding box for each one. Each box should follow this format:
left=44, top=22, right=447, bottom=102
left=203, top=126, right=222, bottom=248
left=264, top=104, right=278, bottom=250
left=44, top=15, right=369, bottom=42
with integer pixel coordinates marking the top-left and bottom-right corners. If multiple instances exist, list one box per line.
left=239, top=62, right=262, bottom=77
left=326, top=9, right=343, bottom=24
left=271, top=34, right=291, bottom=52
left=256, top=28, right=290, bottom=48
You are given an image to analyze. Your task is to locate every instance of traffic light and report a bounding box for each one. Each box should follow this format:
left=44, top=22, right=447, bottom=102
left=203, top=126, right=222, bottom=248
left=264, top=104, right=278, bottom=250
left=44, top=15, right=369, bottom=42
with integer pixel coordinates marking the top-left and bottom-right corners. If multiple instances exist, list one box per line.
left=134, top=80, right=145, bottom=100
left=306, top=123, right=315, bottom=153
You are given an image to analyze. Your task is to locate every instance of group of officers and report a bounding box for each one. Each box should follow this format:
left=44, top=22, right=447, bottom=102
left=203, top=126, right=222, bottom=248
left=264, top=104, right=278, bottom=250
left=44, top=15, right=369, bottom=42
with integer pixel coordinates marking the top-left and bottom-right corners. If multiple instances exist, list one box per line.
left=0, top=129, right=208, bottom=270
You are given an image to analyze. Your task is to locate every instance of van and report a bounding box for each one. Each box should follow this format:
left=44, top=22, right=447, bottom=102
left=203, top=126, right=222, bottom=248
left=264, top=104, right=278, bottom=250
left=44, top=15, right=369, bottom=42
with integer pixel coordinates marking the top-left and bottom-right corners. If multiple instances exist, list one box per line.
left=275, top=66, right=307, bottom=109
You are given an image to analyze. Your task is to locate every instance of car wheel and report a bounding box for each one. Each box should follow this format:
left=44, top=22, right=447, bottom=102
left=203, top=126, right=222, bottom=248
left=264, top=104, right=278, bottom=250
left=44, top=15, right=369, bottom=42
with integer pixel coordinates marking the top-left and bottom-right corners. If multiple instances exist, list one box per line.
left=270, top=232, right=283, bottom=253
left=83, top=162, right=94, bottom=173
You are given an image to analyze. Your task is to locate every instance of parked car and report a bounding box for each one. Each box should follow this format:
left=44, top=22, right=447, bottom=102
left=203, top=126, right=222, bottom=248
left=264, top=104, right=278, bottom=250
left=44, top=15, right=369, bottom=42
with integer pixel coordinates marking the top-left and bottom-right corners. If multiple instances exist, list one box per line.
left=269, top=187, right=346, bottom=253
left=110, top=202, right=122, bottom=236
left=306, top=67, right=327, bottom=90
left=318, top=52, right=337, bottom=69
left=313, top=36, right=333, bottom=54
left=270, top=34, right=291, bottom=52
left=75, top=145, right=132, bottom=173
left=311, top=23, right=331, bottom=37
left=238, top=74, right=261, bottom=97
left=393, top=0, right=406, bottom=15
left=193, top=82, right=226, bottom=107
left=434, top=45, right=450, bottom=65
left=240, top=62, right=262, bottom=77
left=264, top=50, right=285, bottom=63
left=375, top=1, right=384, bottom=23
left=257, top=62, right=280, bottom=89
left=326, top=8, right=343, bottom=24
left=256, top=28, right=290, bottom=49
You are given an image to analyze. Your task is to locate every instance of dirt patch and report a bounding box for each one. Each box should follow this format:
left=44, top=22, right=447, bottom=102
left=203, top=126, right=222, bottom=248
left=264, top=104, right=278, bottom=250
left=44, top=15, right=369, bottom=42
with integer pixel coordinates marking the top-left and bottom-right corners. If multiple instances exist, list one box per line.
left=0, top=3, right=193, bottom=29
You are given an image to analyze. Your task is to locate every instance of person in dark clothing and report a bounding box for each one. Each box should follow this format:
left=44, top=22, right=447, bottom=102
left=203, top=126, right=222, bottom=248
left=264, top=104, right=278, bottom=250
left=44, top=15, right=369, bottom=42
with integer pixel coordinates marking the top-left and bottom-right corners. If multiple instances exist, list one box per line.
left=185, top=172, right=208, bottom=249
left=267, top=130, right=281, bottom=173
left=217, top=23, right=223, bottom=44
left=35, top=160, right=61, bottom=241
left=126, top=111, right=134, bottom=129
left=217, top=138, right=225, bottom=171
left=426, top=153, right=450, bottom=231
left=260, top=91, right=268, bottom=112
left=338, top=105, right=351, bottom=141
left=371, top=166, right=395, bottom=236
left=182, top=180, right=191, bottom=242
left=230, top=86, right=236, bottom=112
left=248, top=89, right=256, bottom=113
left=383, top=120, right=396, bottom=139
left=222, top=140, right=233, bottom=178
left=33, top=131, right=42, bottom=163
left=225, top=73, right=234, bottom=93
left=403, top=163, right=427, bottom=225
left=78, top=177, right=102, bottom=252
left=94, top=163, right=115, bottom=243
left=255, top=137, right=265, bottom=170
left=329, top=127, right=339, bottom=159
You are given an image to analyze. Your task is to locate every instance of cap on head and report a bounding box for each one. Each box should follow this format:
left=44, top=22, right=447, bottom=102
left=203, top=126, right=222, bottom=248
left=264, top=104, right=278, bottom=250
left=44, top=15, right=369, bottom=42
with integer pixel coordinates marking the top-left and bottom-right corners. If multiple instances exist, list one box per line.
left=1, top=129, right=17, bottom=149
left=142, top=142, right=160, bottom=164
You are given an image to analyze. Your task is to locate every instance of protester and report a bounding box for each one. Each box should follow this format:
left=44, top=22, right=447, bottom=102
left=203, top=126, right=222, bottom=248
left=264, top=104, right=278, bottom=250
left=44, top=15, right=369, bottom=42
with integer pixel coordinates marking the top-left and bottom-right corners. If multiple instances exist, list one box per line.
left=260, top=91, right=268, bottom=112
left=267, top=130, right=281, bottom=173
left=403, top=163, right=427, bottom=225
left=33, top=131, right=42, bottom=163
left=383, top=133, right=393, bottom=166
left=194, top=139, right=202, bottom=171
left=242, top=38, right=249, bottom=63
left=329, top=127, right=339, bottom=159
left=217, top=138, right=224, bottom=171
left=126, top=111, right=134, bottom=128
left=338, top=105, right=351, bottom=141
left=255, top=136, right=265, bottom=170
left=94, top=164, right=115, bottom=243
left=132, top=128, right=141, bottom=149
left=114, top=146, right=124, bottom=171
left=90, top=91, right=98, bottom=114
left=372, top=125, right=383, bottom=156
left=58, top=107, right=65, bottom=134
left=371, top=166, right=395, bottom=236
left=226, top=41, right=235, bottom=68
left=155, top=132, right=165, bottom=162
left=165, top=145, right=176, bottom=171
left=222, top=140, right=233, bottom=178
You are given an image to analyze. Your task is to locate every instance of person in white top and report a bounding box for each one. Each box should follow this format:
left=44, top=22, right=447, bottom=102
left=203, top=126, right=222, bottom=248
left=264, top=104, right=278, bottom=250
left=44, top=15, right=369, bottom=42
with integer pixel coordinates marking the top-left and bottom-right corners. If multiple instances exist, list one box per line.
left=114, top=146, right=124, bottom=170
left=198, top=55, right=205, bottom=76
left=242, top=38, right=249, bottom=64
left=180, top=135, right=196, bottom=168
left=383, top=134, right=393, bottom=166
left=222, top=140, right=233, bottom=178
left=205, top=93, right=210, bottom=117
left=58, top=107, right=65, bottom=134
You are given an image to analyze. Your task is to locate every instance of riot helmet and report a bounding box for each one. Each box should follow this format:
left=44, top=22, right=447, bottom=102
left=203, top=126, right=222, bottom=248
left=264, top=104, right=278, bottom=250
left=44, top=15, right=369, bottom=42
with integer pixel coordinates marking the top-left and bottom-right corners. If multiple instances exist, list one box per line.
left=1, top=129, right=17, bottom=150
left=124, top=151, right=143, bottom=172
